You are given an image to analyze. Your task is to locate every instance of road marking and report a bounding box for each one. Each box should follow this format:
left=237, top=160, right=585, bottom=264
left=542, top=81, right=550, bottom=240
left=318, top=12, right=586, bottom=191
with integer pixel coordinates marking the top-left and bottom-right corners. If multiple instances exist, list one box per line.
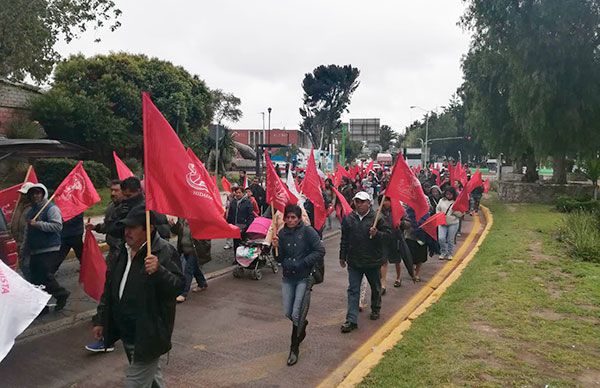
left=318, top=208, right=493, bottom=388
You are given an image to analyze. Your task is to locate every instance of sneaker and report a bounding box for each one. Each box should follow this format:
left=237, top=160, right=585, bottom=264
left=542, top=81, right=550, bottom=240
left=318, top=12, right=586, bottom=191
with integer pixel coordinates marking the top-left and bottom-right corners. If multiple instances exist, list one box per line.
left=176, top=295, right=186, bottom=303
left=55, top=291, right=70, bottom=311
left=85, top=340, right=114, bottom=353
left=439, top=254, right=447, bottom=260
left=340, top=322, right=358, bottom=333
left=223, top=244, right=231, bottom=249
left=192, top=286, right=207, bottom=293
left=370, top=312, right=380, bottom=320
left=447, top=255, right=453, bottom=261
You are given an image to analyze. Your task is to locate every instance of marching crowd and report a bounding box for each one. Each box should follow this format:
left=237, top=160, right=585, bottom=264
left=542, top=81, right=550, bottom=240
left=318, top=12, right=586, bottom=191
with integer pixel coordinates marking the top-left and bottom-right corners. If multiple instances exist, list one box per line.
left=9, top=159, right=484, bottom=387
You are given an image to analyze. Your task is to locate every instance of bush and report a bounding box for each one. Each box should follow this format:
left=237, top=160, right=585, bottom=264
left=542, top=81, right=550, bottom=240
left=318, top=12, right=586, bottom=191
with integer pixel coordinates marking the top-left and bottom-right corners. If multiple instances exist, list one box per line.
left=5, top=119, right=46, bottom=139
left=559, top=211, right=600, bottom=263
left=555, top=196, right=600, bottom=213
left=34, top=158, right=111, bottom=192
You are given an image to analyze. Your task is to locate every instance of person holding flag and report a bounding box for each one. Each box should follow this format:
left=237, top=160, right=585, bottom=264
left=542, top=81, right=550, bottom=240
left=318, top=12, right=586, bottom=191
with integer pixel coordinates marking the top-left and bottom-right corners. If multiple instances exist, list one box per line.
left=91, top=205, right=184, bottom=386
left=21, top=183, right=68, bottom=312
left=339, top=191, right=391, bottom=333
left=226, top=185, right=255, bottom=256
left=12, top=182, right=35, bottom=281
left=86, top=179, right=124, bottom=263
left=436, top=187, right=463, bottom=260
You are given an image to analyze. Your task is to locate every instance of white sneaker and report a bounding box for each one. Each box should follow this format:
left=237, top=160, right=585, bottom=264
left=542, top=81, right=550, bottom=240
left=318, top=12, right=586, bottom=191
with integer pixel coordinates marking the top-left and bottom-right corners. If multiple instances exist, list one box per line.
left=223, top=244, right=231, bottom=249
left=439, top=254, right=446, bottom=260
left=447, top=255, right=453, bottom=261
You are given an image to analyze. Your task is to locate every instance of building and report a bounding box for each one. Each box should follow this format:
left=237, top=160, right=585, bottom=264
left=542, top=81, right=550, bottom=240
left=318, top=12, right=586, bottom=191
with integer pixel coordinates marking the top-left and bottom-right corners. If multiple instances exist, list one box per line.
left=348, top=118, right=380, bottom=143
left=229, top=128, right=310, bottom=149
left=0, top=78, right=42, bottom=135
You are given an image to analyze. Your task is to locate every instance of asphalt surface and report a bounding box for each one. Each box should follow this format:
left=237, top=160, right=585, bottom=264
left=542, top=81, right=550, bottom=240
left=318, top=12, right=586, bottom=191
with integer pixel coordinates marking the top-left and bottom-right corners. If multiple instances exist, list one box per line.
left=1, top=214, right=481, bottom=388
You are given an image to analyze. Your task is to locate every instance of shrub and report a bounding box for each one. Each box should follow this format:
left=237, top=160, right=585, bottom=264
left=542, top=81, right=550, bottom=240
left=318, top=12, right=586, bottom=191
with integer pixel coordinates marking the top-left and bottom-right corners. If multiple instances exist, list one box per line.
left=559, top=211, right=600, bottom=263
left=5, top=119, right=46, bottom=139
left=555, top=196, right=600, bottom=214
left=34, top=158, right=110, bottom=191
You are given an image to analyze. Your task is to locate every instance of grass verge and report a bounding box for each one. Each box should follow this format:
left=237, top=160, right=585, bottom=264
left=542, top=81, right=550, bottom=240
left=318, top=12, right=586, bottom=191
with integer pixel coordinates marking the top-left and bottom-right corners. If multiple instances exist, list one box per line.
left=84, top=187, right=111, bottom=218
left=361, top=199, right=600, bottom=387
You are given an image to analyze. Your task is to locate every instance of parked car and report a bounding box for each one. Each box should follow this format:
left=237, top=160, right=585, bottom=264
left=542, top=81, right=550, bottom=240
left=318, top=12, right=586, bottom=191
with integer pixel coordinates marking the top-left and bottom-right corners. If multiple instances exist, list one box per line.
left=0, top=209, right=18, bottom=270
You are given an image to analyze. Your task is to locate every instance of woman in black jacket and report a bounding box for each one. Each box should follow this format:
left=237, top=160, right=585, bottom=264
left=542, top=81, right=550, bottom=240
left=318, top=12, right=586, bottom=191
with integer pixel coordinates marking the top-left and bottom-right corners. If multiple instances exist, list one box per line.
left=273, top=204, right=325, bottom=366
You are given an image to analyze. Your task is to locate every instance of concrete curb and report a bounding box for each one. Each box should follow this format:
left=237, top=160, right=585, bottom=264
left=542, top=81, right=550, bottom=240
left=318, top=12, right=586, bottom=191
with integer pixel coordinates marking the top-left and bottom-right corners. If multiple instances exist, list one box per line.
left=19, top=229, right=342, bottom=343
left=317, top=208, right=494, bottom=388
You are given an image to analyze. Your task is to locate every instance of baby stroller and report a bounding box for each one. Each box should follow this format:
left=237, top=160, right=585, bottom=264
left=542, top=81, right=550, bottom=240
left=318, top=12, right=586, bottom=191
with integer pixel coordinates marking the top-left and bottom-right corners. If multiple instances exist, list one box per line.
left=233, top=217, right=278, bottom=280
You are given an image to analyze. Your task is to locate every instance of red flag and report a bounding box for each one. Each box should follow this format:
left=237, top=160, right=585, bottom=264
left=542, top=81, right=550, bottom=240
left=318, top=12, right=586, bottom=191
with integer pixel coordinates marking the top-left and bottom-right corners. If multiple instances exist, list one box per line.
left=79, top=229, right=107, bottom=302
left=414, top=164, right=422, bottom=176
left=113, top=151, right=134, bottom=180
left=483, top=179, right=490, bottom=193
left=364, top=160, right=375, bottom=176
left=53, top=162, right=101, bottom=222
left=419, top=212, right=446, bottom=241
left=332, top=186, right=352, bottom=222
left=390, top=199, right=406, bottom=228
left=385, top=154, right=429, bottom=220
left=25, top=165, right=38, bottom=184
left=142, top=92, right=239, bottom=239
left=448, top=163, right=456, bottom=187
left=0, top=185, right=20, bottom=223
left=304, top=149, right=327, bottom=230
left=431, top=169, right=441, bottom=186
left=221, top=176, right=232, bottom=193
left=265, top=151, right=296, bottom=213
left=455, top=163, right=468, bottom=187
left=454, top=169, right=483, bottom=212
left=186, top=149, right=224, bottom=213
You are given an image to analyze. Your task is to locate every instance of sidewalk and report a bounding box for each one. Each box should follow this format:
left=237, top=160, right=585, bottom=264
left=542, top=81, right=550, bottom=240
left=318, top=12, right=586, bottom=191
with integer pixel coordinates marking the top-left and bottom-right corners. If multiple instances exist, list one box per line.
left=1, top=214, right=485, bottom=387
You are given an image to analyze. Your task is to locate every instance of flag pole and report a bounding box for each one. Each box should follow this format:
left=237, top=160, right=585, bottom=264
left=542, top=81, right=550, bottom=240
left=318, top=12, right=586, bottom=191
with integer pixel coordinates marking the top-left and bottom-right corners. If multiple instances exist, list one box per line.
left=145, top=211, right=152, bottom=257
left=31, top=193, right=56, bottom=221
left=370, top=195, right=386, bottom=239
left=271, top=202, right=278, bottom=256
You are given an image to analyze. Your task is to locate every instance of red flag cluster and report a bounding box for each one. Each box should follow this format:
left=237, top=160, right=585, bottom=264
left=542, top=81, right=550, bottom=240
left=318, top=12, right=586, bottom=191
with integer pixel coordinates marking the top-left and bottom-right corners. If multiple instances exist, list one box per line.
left=453, top=169, right=483, bottom=213
left=385, top=154, right=429, bottom=226
left=143, top=93, right=239, bottom=239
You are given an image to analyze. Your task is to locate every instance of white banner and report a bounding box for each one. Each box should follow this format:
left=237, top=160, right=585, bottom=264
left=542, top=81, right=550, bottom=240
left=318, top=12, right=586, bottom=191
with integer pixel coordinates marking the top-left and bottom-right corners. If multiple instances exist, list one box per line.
left=0, top=260, right=50, bottom=363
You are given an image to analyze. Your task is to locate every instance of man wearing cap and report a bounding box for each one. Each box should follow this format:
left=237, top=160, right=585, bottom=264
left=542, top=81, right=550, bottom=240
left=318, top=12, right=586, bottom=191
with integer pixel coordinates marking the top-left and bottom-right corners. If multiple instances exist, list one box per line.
left=21, top=183, right=69, bottom=311
left=339, top=191, right=391, bottom=333
left=91, top=204, right=184, bottom=387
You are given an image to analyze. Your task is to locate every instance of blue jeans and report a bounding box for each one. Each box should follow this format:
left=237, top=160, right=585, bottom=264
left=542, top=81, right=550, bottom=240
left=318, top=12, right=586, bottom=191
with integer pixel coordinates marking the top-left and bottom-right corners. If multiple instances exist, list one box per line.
left=180, top=254, right=207, bottom=297
left=282, top=277, right=310, bottom=326
left=346, top=265, right=381, bottom=324
left=438, top=223, right=459, bottom=257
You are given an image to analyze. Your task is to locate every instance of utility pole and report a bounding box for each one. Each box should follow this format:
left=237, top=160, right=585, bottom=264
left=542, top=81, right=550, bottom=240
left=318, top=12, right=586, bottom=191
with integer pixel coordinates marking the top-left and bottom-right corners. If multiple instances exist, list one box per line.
left=267, top=107, right=272, bottom=147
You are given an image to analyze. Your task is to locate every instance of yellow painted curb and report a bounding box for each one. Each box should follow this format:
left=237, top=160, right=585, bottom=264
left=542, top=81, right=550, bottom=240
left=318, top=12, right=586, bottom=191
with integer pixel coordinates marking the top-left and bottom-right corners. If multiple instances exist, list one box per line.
left=319, top=207, right=494, bottom=388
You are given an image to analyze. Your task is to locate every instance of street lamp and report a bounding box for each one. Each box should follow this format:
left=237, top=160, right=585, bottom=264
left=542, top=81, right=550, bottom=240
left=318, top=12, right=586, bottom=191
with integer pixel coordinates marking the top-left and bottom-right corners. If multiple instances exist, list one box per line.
left=410, top=105, right=443, bottom=166
left=259, top=112, right=265, bottom=145
left=267, top=107, right=272, bottom=146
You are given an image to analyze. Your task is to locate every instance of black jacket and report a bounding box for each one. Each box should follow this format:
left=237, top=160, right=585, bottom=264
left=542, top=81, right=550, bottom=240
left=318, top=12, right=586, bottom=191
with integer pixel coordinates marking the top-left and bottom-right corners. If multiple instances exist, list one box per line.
left=340, top=208, right=391, bottom=268
left=275, top=222, right=325, bottom=280
left=93, top=232, right=184, bottom=362
left=61, top=213, right=84, bottom=238
left=250, top=183, right=266, bottom=208
left=226, top=196, right=255, bottom=232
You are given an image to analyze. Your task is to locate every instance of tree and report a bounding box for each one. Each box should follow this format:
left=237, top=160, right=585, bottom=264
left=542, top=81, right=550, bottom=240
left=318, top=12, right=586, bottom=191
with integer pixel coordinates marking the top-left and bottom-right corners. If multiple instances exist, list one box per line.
left=0, top=0, right=121, bottom=83
left=461, top=0, right=600, bottom=183
left=580, top=156, right=600, bottom=200
left=212, top=89, right=242, bottom=124
left=299, top=65, right=360, bottom=150
left=379, top=125, right=397, bottom=152
left=29, top=53, right=216, bottom=165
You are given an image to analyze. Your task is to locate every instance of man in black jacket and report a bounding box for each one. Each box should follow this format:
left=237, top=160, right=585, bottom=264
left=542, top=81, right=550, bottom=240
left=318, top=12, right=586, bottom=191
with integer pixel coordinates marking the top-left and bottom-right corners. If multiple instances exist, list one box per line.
left=226, top=186, right=255, bottom=255
left=91, top=205, right=184, bottom=387
left=339, top=191, right=391, bottom=333
left=249, top=177, right=267, bottom=213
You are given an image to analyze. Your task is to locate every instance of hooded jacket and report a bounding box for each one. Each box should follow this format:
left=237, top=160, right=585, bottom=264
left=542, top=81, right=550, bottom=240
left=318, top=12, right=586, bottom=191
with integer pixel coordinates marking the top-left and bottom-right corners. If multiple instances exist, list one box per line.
left=22, top=184, right=63, bottom=256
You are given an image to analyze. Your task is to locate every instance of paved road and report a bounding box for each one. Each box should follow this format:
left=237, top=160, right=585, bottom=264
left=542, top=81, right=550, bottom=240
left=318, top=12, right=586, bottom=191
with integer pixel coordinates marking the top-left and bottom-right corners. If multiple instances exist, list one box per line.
left=1, top=215, right=481, bottom=387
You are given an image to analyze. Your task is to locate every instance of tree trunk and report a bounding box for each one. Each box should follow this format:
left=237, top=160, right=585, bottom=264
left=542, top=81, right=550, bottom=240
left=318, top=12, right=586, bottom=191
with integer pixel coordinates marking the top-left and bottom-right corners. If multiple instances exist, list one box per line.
left=552, top=153, right=567, bottom=184
left=593, top=180, right=598, bottom=201
left=523, top=147, right=539, bottom=183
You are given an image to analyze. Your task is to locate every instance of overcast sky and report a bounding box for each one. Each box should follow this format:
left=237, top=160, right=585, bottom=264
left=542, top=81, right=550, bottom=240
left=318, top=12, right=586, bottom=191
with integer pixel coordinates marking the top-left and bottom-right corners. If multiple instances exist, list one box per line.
left=55, top=0, right=471, bottom=134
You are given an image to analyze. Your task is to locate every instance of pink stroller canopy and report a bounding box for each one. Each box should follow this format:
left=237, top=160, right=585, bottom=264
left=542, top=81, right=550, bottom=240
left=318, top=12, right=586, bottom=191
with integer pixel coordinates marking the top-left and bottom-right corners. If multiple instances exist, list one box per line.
left=246, top=217, right=271, bottom=237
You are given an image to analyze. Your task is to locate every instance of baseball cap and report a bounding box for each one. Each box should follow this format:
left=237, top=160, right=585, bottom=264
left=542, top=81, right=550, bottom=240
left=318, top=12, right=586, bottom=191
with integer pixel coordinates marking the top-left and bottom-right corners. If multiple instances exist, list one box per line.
left=352, top=191, right=371, bottom=202
left=18, top=182, right=35, bottom=194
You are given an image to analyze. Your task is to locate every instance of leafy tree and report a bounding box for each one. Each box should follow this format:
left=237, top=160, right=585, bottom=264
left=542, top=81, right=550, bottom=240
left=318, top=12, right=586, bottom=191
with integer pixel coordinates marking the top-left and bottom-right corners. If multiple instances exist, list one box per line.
left=212, top=89, right=242, bottom=124
left=461, top=0, right=600, bottom=183
left=299, top=65, right=360, bottom=150
left=343, top=140, right=364, bottom=165
left=0, top=0, right=121, bottom=83
left=580, top=156, right=600, bottom=200
left=29, top=53, right=216, bottom=165
left=379, top=125, right=397, bottom=152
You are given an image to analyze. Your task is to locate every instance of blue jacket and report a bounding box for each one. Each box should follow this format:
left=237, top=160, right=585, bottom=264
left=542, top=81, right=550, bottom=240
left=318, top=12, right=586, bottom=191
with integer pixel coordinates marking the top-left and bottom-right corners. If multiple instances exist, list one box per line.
left=25, top=200, right=62, bottom=255
left=276, top=222, right=325, bottom=280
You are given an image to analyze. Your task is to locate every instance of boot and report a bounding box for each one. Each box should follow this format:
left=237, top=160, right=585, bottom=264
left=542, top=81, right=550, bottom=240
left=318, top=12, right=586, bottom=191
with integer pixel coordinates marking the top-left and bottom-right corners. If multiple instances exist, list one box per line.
left=287, top=325, right=299, bottom=366
left=298, top=320, right=308, bottom=344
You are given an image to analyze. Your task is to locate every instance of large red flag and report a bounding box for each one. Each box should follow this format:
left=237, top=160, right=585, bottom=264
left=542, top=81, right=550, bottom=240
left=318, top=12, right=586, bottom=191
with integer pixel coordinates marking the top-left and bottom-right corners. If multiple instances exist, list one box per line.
left=304, top=149, right=327, bottom=230
left=79, top=229, right=107, bottom=302
left=142, top=92, right=239, bottom=239
left=53, top=162, right=101, bottom=221
left=221, top=176, right=232, bottom=193
left=113, top=151, right=134, bottom=180
left=332, top=186, right=352, bottom=223
left=0, top=185, right=20, bottom=223
left=483, top=179, right=490, bottom=193
left=385, top=154, right=429, bottom=220
left=265, top=151, right=296, bottom=213
left=390, top=199, right=406, bottom=228
left=454, top=169, right=483, bottom=212
left=186, top=148, right=224, bottom=213
left=419, top=212, right=446, bottom=241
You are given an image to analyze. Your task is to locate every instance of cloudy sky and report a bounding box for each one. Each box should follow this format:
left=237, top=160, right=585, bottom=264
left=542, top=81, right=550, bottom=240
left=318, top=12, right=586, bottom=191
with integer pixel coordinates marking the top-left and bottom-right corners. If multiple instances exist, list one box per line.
left=55, top=0, right=471, bottom=134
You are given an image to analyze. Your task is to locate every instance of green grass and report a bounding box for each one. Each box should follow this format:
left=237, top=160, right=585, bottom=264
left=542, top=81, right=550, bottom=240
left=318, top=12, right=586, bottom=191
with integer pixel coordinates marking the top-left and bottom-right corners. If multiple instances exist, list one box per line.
left=361, top=198, right=600, bottom=387
left=84, top=187, right=111, bottom=218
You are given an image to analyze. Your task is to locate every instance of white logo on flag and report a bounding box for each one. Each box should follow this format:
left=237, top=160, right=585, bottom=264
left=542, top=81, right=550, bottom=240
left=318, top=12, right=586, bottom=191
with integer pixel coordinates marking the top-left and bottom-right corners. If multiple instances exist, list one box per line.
left=186, top=163, right=212, bottom=200
left=60, top=173, right=84, bottom=200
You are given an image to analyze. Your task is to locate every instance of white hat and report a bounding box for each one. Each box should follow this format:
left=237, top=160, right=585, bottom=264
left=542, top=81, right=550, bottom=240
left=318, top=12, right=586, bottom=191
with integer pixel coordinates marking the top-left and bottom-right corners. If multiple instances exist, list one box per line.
left=18, top=182, right=35, bottom=194
left=352, top=191, right=371, bottom=202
